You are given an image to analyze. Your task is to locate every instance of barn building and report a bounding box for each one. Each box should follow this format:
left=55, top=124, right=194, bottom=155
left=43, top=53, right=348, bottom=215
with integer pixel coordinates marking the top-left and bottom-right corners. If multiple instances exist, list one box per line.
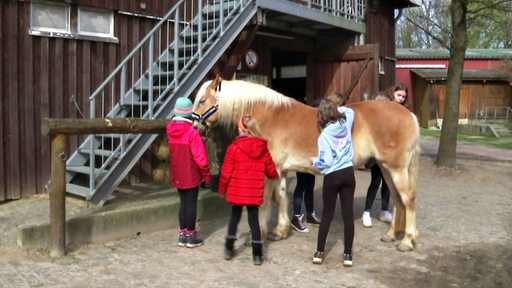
left=396, top=48, right=512, bottom=128
left=0, top=0, right=420, bottom=202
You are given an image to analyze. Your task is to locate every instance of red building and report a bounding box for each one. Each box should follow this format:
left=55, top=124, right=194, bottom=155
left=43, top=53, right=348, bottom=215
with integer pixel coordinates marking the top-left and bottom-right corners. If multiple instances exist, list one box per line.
left=396, top=48, right=512, bottom=128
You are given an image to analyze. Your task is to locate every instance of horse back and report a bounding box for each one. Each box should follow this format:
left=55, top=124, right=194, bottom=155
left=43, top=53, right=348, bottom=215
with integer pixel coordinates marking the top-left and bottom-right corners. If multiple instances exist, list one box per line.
left=252, top=101, right=319, bottom=173
left=348, top=100, right=419, bottom=168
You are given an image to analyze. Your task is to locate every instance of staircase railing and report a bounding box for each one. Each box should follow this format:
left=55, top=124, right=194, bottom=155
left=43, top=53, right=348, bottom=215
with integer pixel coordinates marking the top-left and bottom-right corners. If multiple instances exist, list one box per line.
left=66, top=0, right=254, bottom=202
left=476, top=106, right=512, bottom=121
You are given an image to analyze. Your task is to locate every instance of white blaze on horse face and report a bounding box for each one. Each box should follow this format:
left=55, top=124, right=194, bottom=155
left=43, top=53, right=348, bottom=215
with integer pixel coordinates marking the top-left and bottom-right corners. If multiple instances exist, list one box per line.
left=192, top=80, right=219, bottom=126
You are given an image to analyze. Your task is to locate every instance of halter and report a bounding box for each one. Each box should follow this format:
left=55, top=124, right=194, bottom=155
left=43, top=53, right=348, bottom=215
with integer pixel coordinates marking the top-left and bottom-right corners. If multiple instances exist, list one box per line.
left=194, top=79, right=222, bottom=123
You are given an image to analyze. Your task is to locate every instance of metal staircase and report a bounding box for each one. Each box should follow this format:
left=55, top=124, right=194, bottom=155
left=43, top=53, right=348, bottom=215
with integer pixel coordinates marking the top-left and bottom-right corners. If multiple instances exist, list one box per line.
left=62, top=0, right=367, bottom=206
left=64, top=0, right=258, bottom=205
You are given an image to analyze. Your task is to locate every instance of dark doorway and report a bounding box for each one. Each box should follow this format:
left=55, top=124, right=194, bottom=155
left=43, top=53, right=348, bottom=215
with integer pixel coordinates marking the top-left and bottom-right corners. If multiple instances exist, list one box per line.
left=271, top=50, right=308, bottom=103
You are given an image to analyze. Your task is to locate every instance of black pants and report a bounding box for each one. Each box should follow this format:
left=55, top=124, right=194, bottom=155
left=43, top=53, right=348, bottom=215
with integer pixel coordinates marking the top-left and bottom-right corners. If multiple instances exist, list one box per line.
left=364, top=164, right=390, bottom=212
left=316, top=167, right=355, bottom=254
left=293, top=172, right=315, bottom=215
left=178, top=186, right=199, bottom=231
left=227, top=204, right=261, bottom=243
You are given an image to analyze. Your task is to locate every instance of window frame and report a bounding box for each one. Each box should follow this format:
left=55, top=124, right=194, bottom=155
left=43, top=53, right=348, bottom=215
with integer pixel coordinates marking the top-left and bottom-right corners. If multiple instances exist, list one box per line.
left=29, top=0, right=72, bottom=37
left=77, top=7, right=115, bottom=39
left=29, top=1, right=118, bottom=43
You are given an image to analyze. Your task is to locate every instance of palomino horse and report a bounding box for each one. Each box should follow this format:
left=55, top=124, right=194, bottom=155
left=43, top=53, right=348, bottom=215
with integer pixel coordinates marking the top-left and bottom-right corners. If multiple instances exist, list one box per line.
left=193, top=76, right=420, bottom=251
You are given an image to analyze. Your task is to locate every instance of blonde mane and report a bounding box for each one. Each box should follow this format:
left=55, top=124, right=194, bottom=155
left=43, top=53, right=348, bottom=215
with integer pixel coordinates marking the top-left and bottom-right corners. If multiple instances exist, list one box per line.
left=197, top=79, right=292, bottom=129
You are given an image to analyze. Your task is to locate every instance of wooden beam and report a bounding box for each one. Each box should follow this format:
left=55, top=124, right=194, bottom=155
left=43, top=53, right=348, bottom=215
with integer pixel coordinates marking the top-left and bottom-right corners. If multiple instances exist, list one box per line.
left=41, top=118, right=170, bottom=136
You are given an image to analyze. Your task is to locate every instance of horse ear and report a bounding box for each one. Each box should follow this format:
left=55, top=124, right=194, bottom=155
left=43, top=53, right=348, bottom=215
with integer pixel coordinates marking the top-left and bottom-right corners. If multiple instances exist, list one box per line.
left=213, top=74, right=223, bottom=85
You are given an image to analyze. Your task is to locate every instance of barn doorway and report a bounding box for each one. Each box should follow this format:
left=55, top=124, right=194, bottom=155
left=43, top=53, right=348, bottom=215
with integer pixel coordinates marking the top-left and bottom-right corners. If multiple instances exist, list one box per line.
left=271, top=50, right=308, bottom=104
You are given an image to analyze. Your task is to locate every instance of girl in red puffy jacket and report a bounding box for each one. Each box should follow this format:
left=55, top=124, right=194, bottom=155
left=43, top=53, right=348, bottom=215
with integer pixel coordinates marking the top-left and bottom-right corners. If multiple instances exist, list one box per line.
left=218, top=115, right=279, bottom=265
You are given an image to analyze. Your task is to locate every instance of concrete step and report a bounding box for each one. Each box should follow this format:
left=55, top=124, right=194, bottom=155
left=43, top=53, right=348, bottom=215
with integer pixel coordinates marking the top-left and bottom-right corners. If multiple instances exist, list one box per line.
left=17, top=184, right=228, bottom=250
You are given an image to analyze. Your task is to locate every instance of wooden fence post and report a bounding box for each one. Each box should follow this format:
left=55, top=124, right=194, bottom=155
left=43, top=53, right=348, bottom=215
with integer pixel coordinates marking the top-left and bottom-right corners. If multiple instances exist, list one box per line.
left=41, top=118, right=170, bottom=257
left=49, top=134, right=67, bottom=257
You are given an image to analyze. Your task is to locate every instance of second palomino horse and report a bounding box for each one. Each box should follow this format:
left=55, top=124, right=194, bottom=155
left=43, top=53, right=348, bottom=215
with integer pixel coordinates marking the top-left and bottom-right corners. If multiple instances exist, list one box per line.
left=193, top=76, right=420, bottom=251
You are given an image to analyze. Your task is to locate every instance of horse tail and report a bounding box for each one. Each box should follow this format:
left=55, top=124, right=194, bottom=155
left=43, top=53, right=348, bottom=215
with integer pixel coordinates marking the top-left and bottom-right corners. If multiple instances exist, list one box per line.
left=408, top=141, right=420, bottom=194
left=408, top=114, right=421, bottom=196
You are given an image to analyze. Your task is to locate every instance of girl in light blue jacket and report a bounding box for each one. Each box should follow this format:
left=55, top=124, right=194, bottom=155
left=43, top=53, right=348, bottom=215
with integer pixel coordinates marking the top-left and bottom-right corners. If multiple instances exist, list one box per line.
left=310, top=98, right=355, bottom=267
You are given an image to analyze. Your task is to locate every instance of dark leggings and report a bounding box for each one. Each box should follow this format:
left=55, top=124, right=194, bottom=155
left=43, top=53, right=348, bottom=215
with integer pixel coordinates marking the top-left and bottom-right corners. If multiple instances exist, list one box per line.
left=364, top=164, right=390, bottom=212
left=227, top=204, right=261, bottom=243
left=317, top=167, right=355, bottom=254
left=178, top=187, right=199, bottom=231
left=293, top=172, right=315, bottom=215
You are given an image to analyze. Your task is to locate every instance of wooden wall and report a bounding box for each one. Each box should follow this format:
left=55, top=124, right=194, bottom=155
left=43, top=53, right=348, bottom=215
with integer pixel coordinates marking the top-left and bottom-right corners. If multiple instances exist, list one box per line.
left=413, top=79, right=512, bottom=128
left=0, top=0, right=176, bottom=201
left=364, top=0, right=397, bottom=92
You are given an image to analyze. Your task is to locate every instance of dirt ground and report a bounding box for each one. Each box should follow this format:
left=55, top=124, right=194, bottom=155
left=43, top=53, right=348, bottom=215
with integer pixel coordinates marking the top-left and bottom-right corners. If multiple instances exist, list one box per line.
left=0, top=138, right=511, bottom=288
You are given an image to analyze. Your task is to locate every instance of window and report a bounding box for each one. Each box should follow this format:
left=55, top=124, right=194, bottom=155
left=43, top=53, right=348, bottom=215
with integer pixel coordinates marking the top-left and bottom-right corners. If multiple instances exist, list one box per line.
left=29, top=1, right=117, bottom=43
left=78, top=7, right=114, bottom=38
left=30, top=1, right=70, bottom=34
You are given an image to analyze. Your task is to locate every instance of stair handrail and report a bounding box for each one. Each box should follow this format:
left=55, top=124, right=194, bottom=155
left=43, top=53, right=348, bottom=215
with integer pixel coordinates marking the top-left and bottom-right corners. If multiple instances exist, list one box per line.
left=88, top=0, right=186, bottom=108
left=478, top=106, right=512, bottom=121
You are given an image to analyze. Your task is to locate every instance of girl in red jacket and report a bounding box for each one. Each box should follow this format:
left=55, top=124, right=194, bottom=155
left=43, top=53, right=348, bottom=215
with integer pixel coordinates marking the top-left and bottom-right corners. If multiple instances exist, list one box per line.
left=218, top=115, right=279, bottom=265
left=167, top=97, right=211, bottom=248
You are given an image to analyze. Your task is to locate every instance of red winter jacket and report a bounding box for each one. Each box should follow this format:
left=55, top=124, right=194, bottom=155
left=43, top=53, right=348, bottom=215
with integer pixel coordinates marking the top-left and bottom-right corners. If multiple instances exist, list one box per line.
left=166, top=117, right=211, bottom=189
left=218, top=135, right=279, bottom=205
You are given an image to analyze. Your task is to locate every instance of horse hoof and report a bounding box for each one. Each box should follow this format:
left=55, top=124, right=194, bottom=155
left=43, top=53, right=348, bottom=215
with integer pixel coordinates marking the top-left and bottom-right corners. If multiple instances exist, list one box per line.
left=267, top=232, right=284, bottom=241
left=380, top=235, right=395, bottom=243
left=397, top=242, right=414, bottom=252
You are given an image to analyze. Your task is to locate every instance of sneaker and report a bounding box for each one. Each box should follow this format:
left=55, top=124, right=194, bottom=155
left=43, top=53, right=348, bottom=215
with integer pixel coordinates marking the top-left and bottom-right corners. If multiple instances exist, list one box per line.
left=312, top=251, right=325, bottom=264
left=185, top=230, right=204, bottom=248
left=306, top=211, right=321, bottom=226
left=343, top=253, right=353, bottom=267
left=290, top=214, right=310, bottom=233
left=362, top=211, right=372, bottom=227
left=178, top=230, right=187, bottom=248
left=379, top=210, right=393, bottom=223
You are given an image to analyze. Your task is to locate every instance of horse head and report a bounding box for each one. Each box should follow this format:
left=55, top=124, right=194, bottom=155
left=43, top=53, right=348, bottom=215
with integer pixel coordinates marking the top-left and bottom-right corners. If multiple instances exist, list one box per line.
left=192, top=75, right=223, bottom=128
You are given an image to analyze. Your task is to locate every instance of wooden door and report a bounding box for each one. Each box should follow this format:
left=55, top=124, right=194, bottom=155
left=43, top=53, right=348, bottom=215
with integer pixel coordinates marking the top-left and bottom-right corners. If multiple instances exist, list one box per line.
left=438, top=87, right=470, bottom=119
left=313, top=44, right=379, bottom=103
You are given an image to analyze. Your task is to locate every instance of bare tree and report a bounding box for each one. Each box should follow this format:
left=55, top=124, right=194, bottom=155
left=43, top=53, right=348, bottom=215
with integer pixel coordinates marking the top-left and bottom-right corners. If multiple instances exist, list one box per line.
left=397, top=0, right=512, bottom=49
left=397, top=0, right=451, bottom=49
left=435, top=0, right=467, bottom=168
left=396, top=0, right=512, bottom=168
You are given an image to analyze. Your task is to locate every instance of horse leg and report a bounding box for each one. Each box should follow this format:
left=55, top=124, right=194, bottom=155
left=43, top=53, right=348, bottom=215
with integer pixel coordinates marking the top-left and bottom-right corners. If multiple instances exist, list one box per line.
left=259, top=178, right=275, bottom=240
left=384, top=170, right=416, bottom=252
left=268, top=173, right=290, bottom=240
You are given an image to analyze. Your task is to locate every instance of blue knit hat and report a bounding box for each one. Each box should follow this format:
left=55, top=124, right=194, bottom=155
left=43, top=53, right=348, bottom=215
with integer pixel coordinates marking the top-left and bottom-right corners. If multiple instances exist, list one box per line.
left=173, top=97, right=193, bottom=118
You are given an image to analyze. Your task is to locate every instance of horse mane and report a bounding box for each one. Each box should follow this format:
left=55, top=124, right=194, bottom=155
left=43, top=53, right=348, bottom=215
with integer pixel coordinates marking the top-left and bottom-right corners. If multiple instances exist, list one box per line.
left=215, top=80, right=292, bottom=129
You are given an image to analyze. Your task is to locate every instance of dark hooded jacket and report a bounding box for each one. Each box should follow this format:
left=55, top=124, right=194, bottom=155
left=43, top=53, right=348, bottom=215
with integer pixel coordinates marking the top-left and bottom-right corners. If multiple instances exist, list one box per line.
left=218, top=135, right=279, bottom=205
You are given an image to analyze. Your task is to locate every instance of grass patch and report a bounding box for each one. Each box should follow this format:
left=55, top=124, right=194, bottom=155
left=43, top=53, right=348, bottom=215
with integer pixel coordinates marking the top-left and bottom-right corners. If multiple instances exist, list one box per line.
left=420, top=126, right=512, bottom=150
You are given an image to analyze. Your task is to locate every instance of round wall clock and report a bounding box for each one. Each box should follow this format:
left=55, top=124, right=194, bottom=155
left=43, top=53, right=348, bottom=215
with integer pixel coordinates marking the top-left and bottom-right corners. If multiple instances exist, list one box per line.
left=245, top=49, right=259, bottom=69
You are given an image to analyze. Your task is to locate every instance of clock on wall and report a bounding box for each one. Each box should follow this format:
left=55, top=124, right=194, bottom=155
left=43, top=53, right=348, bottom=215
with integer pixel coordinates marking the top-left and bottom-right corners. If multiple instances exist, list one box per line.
left=245, top=49, right=259, bottom=69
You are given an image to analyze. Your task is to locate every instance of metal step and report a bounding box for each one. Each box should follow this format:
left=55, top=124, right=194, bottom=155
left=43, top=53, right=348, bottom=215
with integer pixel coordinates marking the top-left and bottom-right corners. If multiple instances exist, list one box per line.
left=66, top=165, right=108, bottom=176
left=66, top=183, right=92, bottom=198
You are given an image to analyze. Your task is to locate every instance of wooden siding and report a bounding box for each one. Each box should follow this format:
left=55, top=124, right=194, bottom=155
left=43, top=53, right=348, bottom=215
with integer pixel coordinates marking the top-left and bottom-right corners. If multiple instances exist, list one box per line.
left=364, top=2, right=396, bottom=91
left=397, top=57, right=511, bottom=125
left=0, top=0, right=175, bottom=201
left=412, top=79, right=512, bottom=128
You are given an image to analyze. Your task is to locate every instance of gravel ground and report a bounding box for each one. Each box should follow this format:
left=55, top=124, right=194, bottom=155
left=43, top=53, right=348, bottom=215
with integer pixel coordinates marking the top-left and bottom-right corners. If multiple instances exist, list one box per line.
left=0, top=137, right=511, bottom=288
